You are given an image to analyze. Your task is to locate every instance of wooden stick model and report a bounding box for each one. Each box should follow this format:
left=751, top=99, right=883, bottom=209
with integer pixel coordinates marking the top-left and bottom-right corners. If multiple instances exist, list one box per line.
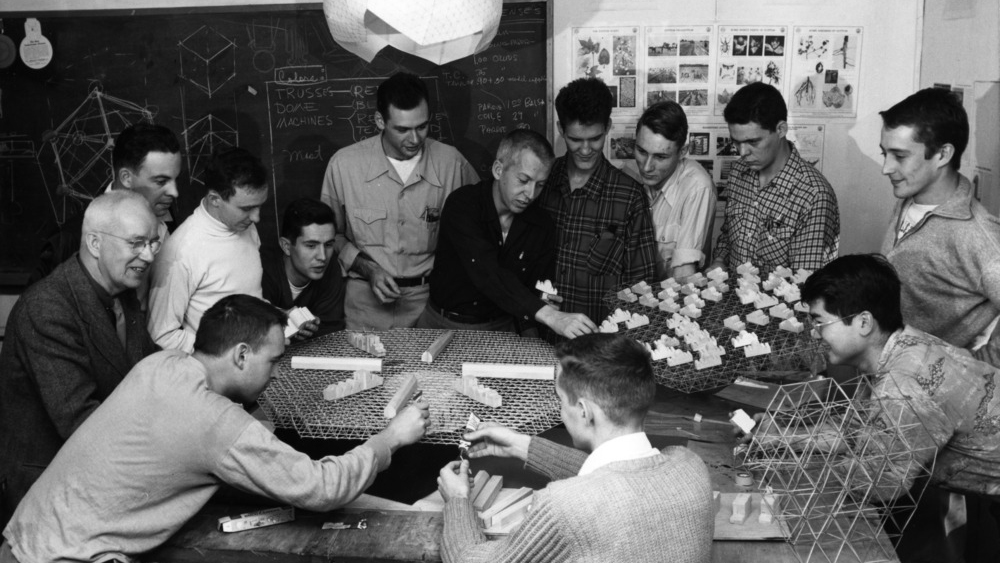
left=473, top=475, right=503, bottom=512
left=383, top=373, right=419, bottom=419
left=322, top=370, right=384, bottom=401
left=421, top=330, right=455, bottom=363
left=462, top=363, right=554, bottom=380
left=346, top=331, right=386, bottom=357
left=729, top=493, right=752, bottom=524
left=291, top=356, right=382, bottom=372
left=453, top=376, right=502, bottom=408
left=479, top=487, right=533, bottom=527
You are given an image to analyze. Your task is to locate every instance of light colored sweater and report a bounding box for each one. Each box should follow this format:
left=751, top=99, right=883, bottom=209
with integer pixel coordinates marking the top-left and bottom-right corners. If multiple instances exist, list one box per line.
left=442, top=437, right=714, bottom=563
left=148, top=201, right=263, bottom=352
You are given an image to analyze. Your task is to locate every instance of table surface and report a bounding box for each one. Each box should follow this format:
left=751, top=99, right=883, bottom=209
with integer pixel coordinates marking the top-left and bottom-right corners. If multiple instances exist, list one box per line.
left=149, top=383, right=899, bottom=563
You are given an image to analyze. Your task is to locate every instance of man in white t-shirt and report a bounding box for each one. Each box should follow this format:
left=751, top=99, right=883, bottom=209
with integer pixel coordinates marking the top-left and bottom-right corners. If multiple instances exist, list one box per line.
left=878, top=87, right=1000, bottom=368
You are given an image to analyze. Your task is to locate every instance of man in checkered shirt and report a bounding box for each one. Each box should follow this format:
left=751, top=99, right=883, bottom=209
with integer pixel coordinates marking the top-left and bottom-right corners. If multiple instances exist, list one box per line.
left=536, top=78, right=657, bottom=325
left=708, top=82, right=840, bottom=272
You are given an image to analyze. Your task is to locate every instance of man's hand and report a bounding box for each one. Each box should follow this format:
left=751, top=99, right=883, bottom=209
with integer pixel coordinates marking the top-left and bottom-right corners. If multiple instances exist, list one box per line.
left=536, top=305, right=597, bottom=339
left=671, top=263, right=697, bottom=281
left=292, top=318, right=320, bottom=341
left=380, top=398, right=430, bottom=451
left=351, top=255, right=402, bottom=304
left=437, top=460, right=471, bottom=502
left=706, top=261, right=726, bottom=275
left=464, top=423, right=531, bottom=461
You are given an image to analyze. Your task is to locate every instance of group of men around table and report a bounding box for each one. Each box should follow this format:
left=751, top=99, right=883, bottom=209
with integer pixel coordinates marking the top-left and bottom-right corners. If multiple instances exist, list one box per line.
left=1, top=65, right=1000, bottom=562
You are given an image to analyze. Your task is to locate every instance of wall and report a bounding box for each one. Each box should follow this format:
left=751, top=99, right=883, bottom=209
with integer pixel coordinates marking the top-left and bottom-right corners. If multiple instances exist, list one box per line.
left=554, top=0, right=923, bottom=256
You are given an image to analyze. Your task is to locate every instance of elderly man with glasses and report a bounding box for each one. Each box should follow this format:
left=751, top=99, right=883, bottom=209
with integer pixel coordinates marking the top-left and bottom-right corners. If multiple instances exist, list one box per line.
left=0, top=190, right=161, bottom=530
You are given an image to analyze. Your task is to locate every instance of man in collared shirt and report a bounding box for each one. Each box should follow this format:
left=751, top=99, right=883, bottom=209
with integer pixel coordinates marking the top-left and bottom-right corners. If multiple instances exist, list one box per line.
left=418, top=129, right=596, bottom=338
left=261, top=198, right=345, bottom=339
left=537, top=78, right=657, bottom=324
left=0, top=190, right=159, bottom=530
left=436, top=333, right=713, bottom=562
left=709, top=82, right=839, bottom=272
left=148, top=147, right=268, bottom=353
left=878, top=88, right=1000, bottom=368
left=620, top=101, right=716, bottom=281
left=321, top=72, right=479, bottom=330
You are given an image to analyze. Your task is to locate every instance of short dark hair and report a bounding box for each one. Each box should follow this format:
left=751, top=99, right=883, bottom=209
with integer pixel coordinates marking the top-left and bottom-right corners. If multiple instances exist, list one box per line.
left=801, top=254, right=904, bottom=333
left=377, top=72, right=430, bottom=120
left=555, top=78, right=613, bottom=129
left=723, top=82, right=787, bottom=131
left=636, top=101, right=688, bottom=145
left=879, top=88, right=969, bottom=171
left=204, top=147, right=268, bottom=200
left=495, top=129, right=554, bottom=169
left=194, top=294, right=287, bottom=356
left=112, top=123, right=181, bottom=172
left=280, top=198, right=336, bottom=242
left=555, top=333, right=656, bottom=427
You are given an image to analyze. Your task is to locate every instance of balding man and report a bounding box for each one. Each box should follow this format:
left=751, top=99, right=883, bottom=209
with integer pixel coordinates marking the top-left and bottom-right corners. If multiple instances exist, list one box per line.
left=0, top=191, right=160, bottom=529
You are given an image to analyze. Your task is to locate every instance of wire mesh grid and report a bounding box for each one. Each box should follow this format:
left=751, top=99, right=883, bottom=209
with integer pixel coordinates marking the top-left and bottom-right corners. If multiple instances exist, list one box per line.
left=258, top=328, right=561, bottom=445
left=742, top=377, right=935, bottom=563
left=602, top=273, right=827, bottom=393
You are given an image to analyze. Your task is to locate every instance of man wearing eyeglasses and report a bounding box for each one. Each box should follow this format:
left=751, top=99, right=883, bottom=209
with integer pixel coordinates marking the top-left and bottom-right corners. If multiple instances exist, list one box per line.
left=0, top=190, right=160, bottom=530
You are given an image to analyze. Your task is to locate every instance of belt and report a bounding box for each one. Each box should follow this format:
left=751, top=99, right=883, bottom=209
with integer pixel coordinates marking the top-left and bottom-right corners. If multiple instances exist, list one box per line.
left=429, top=302, right=505, bottom=324
left=394, top=275, right=430, bottom=288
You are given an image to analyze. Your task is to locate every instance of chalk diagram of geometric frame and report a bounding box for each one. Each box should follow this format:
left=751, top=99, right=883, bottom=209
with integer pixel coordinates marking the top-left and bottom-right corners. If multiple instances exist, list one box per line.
left=742, top=377, right=936, bottom=563
left=35, top=88, right=153, bottom=224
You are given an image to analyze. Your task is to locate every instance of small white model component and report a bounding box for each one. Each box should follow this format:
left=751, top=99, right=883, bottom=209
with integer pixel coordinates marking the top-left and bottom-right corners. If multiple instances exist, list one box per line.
left=616, top=288, right=638, bottom=303
left=702, top=342, right=726, bottom=356
left=687, top=272, right=708, bottom=287
left=454, top=376, right=502, bottom=408
left=769, top=303, right=794, bottom=319
left=783, top=286, right=802, bottom=304
left=658, top=300, right=680, bottom=313
left=657, top=287, right=678, bottom=301
left=598, top=320, right=619, bottom=333
left=679, top=303, right=702, bottom=318
left=609, top=308, right=631, bottom=323
left=346, top=331, right=387, bottom=357
left=656, top=334, right=680, bottom=348
left=638, top=293, right=660, bottom=308
left=323, top=370, right=384, bottom=401
left=779, top=317, right=805, bottom=333
left=730, top=493, right=753, bottom=525
left=625, top=312, right=650, bottom=329
left=759, top=493, right=781, bottom=524
left=694, top=351, right=723, bottom=370
left=772, top=279, right=794, bottom=297
left=679, top=283, right=698, bottom=295
left=659, top=277, right=681, bottom=291
left=666, top=349, right=693, bottom=366
left=666, top=313, right=686, bottom=330
left=736, top=287, right=759, bottom=305
left=736, top=262, right=759, bottom=276
left=731, top=330, right=759, bottom=348
left=753, top=293, right=779, bottom=309
left=741, top=273, right=762, bottom=285
left=683, top=294, right=706, bottom=308
left=794, top=301, right=810, bottom=313
left=729, top=408, right=757, bottom=433
left=774, top=265, right=794, bottom=278
left=744, top=341, right=772, bottom=357
left=701, top=286, right=723, bottom=302
left=285, top=307, right=317, bottom=339
left=792, top=268, right=813, bottom=285
left=706, top=267, right=729, bottom=282
left=708, top=281, right=730, bottom=293
left=630, top=280, right=653, bottom=295
left=535, top=279, right=557, bottom=295
left=762, top=273, right=784, bottom=292
left=723, top=315, right=746, bottom=332
left=648, top=340, right=673, bottom=361
left=746, top=310, right=769, bottom=326
left=683, top=330, right=711, bottom=348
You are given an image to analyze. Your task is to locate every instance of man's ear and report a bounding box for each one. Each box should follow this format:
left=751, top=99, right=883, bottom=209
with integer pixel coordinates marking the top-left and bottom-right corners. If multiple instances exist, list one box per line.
left=492, top=159, right=504, bottom=181
left=84, top=232, right=102, bottom=258
left=776, top=120, right=788, bottom=138
left=232, top=342, right=250, bottom=369
left=935, top=143, right=956, bottom=170
left=578, top=397, right=596, bottom=426
left=375, top=111, right=386, bottom=132
left=117, top=167, right=134, bottom=188
left=279, top=236, right=293, bottom=257
left=206, top=190, right=222, bottom=207
left=856, top=311, right=876, bottom=337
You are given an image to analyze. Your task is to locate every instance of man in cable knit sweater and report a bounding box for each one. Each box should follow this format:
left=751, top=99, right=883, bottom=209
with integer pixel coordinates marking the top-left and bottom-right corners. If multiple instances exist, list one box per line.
left=437, top=333, right=714, bottom=562
left=148, top=147, right=269, bottom=353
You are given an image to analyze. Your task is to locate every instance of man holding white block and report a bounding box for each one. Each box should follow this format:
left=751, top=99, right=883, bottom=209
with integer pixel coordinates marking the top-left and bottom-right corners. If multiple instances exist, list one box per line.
left=436, top=333, right=713, bottom=562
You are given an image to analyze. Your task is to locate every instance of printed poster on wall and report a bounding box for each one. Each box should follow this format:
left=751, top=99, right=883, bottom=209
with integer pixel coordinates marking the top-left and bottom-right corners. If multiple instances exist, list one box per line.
left=643, top=26, right=715, bottom=116
left=572, top=26, right=641, bottom=116
left=787, top=123, right=827, bottom=172
left=789, top=27, right=862, bottom=117
left=606, top=121, right=637, bottom=168
left=715, top=25, right=789, bottom=116
left=685, top=123, right=737, bottom=200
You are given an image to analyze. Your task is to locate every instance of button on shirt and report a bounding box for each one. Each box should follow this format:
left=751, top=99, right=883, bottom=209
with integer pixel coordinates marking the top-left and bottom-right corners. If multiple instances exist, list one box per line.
left=320, top=135, right=479, bottom=279
left=427, top=180, right=555, bottom=323
left=621, top=157, right=716, bottom=279
left=537, top=155, right=657, bottom=324
left=714, top=142, right=839, bottom=271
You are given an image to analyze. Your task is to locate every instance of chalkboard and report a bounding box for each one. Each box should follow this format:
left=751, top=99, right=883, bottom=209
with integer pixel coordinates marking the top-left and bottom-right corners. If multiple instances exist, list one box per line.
left=0, top=2, right=548, bottom=279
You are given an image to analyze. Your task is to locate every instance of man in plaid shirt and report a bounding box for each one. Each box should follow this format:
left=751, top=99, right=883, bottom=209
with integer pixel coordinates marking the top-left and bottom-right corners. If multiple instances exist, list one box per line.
left=709, top=83, right=840, bottom=272
left=537, top=78, right=657, bottom=325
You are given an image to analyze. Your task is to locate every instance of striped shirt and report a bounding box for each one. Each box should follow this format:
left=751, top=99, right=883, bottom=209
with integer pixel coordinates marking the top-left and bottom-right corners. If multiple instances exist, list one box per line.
left=714, top=142, right=839, bottom=271
left=537, top=155, right=656, bottom=324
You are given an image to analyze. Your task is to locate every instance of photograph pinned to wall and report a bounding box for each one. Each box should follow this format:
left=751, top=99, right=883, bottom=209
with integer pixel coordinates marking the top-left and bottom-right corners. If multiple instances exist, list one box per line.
left=645, top=26, right=715, bottom=115
left=573, top=26, right=641, bottom=116
left=790, top=27, right=863, bottom=117
left=715, top=25, right=789, bottom=117
left=787, top=123, right=826, bottom=172
left=606, top=120, right=637, bottom=168
left=687, top=123, right=737, bottom=200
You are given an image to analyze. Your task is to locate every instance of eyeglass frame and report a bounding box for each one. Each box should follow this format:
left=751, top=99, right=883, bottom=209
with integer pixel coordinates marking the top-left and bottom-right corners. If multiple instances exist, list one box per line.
left=94, top=231, right=162, bottom=256
left=806, top=312, right=860, bottom=336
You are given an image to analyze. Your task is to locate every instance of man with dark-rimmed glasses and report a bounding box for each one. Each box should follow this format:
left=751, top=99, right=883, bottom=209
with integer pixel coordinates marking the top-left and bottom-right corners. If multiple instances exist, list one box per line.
left=0, top=190, right=160, bottom=530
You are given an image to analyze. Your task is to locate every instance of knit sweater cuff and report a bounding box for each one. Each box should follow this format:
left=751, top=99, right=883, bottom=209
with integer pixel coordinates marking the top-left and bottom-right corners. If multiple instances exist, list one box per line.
left=442, top=497, right=486, bottom=561
left=525, top=437, right=588, bottom=481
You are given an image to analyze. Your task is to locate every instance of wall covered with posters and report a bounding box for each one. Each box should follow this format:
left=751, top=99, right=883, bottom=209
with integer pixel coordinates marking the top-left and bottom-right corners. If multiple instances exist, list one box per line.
left=553, top=0, right=922, bottom=256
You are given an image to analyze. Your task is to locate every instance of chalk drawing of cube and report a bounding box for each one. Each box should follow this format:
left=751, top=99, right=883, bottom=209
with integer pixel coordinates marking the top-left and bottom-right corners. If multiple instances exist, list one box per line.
left=178, top=26, right=237, bottom=98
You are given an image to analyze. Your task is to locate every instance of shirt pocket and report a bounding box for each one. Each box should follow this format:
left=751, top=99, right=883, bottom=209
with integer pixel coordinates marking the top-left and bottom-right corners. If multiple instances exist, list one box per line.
left=351, top=207, right=387, bottom=246
left=585, top=229, right=625, bottom=276
left=413, top=206, right=441, bottom=253
left=757, top=223, right=795, bottom=266
left=658, top=223, right=680, bottom=251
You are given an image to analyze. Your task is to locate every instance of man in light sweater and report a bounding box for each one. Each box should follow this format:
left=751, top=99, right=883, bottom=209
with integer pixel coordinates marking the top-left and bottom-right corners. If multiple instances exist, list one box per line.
left=148, top=147, right=269, bottom=352
left=437, top=333, right=714, bottom=562
left=1, top=294, right=430, bottom=563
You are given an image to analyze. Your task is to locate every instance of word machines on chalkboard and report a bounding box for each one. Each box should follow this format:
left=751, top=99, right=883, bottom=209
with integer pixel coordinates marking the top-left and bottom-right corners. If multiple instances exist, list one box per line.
left=0, top=3, right=547, bottom=278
